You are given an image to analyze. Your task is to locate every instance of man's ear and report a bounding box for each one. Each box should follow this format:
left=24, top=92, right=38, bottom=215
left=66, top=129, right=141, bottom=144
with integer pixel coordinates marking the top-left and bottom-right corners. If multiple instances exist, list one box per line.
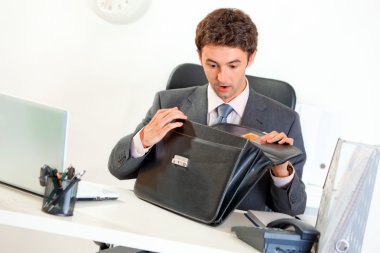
left=247, top=51, right=257, bottom=67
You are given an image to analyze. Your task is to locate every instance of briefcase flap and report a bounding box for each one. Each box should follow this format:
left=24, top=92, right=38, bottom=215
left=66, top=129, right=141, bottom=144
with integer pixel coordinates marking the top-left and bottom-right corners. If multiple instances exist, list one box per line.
left=134, top=121, right=301, bottom=225
left=212, top=123, right=303, bottom=165
left=134, top=121, right=270, bottom=224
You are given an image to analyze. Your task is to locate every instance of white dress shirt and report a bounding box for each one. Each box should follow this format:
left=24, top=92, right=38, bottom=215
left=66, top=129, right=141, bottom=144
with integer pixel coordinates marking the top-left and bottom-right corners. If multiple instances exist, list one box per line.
left=207, top=81, right=249, bottom=126
left=131, top=81, right=294, bottom=187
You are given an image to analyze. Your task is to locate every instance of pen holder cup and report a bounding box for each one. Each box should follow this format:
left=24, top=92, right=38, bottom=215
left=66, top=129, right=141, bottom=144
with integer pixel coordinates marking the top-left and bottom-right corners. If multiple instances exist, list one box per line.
left=42, top=176, right=79, bottom=216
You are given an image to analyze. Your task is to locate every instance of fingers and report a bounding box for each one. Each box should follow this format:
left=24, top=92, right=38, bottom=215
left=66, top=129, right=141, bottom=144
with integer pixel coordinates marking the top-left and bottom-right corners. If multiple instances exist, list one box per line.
left=260, top=131, right=294, bottom=145
left=141, top=107, right=188, bottom=148
left=153, top=107, right=188, bottom=127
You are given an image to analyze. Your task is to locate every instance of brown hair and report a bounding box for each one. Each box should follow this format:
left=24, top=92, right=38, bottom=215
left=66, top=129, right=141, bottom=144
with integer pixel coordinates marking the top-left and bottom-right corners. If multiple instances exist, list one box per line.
left=195, top=8, right=258, bottom=56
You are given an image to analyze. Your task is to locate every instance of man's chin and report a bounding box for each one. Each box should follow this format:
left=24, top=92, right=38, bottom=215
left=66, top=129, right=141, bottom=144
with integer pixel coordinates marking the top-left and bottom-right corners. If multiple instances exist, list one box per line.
left=217, top=93, right=234, bottom=103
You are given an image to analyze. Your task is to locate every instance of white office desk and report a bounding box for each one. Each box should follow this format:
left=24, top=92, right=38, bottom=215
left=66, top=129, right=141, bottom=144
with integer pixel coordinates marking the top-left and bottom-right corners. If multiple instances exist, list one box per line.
left=0, top=180, right=258, bottom=253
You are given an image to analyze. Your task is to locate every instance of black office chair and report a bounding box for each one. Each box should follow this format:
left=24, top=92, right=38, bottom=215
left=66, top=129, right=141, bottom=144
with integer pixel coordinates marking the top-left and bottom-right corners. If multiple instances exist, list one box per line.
left=166, top=63, right=296, bottom=110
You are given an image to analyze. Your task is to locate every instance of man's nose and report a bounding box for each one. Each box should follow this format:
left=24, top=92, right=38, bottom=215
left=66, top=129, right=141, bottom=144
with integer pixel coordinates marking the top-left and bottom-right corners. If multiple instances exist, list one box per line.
left=217, top=67, right=227, bottom=83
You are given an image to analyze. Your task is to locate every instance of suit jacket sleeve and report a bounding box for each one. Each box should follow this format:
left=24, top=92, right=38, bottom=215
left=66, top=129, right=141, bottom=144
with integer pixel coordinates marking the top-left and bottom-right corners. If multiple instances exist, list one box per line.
left=267, top=112, right=307, bottom=215
left=108, top=93, right=162, bottom=179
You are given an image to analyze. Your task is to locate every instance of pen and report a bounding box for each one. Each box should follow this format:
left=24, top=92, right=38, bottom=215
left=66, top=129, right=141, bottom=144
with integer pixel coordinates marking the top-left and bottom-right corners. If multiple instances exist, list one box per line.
left=43, top=170, right=86, bottom=212
left=67, top=165, right=75, bottom=180
left=52, top=169, right=62, bottom=190
left=60, top=165, right=75, bottom=181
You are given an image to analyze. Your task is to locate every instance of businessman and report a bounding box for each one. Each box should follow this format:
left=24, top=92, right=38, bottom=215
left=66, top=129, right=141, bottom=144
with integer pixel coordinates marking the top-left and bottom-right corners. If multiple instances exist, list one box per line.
left=109, top=8, right=307, bottom=216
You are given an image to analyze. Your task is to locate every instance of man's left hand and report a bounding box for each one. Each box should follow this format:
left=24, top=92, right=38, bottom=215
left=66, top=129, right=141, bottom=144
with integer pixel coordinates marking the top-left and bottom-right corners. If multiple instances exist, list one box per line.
left=260, top=131, right=294, bottom=178
left=260, top=131, right=294, bottom=145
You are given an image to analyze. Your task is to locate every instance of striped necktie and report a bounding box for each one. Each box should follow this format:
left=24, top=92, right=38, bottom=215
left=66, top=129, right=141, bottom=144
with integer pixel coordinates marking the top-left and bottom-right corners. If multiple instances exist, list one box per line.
left=216, top=104, right=234, bottom=123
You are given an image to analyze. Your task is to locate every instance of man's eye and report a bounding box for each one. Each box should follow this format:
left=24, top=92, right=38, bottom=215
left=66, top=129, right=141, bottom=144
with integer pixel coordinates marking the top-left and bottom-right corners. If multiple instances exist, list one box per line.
left=209, top=64, right=217, bottom=68
left=230, top=65, right=238, bottom=69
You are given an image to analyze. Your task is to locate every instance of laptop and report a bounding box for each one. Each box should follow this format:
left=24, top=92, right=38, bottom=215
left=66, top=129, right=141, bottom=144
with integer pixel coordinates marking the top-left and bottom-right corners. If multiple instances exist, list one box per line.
left=0, top=93, right=118, bottom=200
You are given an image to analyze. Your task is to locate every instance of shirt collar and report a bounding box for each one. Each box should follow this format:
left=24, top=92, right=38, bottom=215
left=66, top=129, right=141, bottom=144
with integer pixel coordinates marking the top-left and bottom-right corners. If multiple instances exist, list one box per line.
left=207, top=79, right=250, bottom=118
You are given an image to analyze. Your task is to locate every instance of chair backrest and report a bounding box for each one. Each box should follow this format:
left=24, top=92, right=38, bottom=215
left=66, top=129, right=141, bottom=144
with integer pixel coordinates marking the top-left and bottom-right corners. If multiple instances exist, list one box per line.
left=166, top=63, right=296, bottom=110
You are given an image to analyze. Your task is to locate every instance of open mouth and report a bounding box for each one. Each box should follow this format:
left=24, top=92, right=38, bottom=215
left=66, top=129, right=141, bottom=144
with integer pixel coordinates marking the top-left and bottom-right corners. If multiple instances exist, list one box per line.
left=218, top=85, right=230, bottom=92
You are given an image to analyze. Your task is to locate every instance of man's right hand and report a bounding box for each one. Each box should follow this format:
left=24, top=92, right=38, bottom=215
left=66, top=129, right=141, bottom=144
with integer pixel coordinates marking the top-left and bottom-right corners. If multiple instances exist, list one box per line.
left=140, top=107, right=188, bottom=148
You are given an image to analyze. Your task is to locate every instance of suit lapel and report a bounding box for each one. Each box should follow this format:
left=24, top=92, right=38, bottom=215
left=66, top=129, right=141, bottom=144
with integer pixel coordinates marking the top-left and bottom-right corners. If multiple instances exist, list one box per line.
left=241, top=88, right=268, bottom=131
left=178, top=86, right=269, bottom=129
left=180, top=85, right=208, bottom=125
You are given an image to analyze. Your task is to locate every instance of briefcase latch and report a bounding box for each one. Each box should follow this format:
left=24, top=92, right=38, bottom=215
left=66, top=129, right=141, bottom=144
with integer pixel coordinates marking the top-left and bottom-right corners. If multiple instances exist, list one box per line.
left=171, top=155, right=189, bottom=168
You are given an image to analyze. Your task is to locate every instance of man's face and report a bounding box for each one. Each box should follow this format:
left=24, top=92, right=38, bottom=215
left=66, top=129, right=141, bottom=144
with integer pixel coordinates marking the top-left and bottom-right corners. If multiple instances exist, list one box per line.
left=199, top=45, right=255, bottom=103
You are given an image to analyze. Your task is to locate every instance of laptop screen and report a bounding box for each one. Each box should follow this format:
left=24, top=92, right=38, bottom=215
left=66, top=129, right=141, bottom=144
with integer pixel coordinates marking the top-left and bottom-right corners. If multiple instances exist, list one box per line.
left=0, top=93, right=67, bottom=196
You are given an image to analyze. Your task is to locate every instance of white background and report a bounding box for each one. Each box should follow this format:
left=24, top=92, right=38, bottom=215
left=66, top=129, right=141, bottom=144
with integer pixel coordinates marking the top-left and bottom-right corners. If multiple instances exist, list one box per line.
left=0, top=0, right=379, bottom=252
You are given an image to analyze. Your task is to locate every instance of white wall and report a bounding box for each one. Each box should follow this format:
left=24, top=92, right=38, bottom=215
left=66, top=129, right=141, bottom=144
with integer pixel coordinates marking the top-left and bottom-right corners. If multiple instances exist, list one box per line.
left=1, top=0, right=379, bottom=185
left=1, top=0, right=379, bottom=252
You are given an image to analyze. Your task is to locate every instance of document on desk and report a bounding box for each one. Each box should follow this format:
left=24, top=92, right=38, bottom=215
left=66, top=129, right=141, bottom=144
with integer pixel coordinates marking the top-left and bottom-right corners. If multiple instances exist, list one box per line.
left=76, top=181, right=119, bottom=201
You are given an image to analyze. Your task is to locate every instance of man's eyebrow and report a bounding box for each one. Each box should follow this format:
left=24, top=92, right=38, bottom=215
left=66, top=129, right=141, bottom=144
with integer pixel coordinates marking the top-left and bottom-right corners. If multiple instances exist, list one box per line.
left=227, top=60, right=242, bottom=64
left=205, top=59, right=242, bottom=64
left=205, top=59, right=217, bottom=64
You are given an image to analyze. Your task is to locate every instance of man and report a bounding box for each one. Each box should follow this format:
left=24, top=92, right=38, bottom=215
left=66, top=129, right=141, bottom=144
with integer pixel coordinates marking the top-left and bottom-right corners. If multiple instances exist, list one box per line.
left=109, top=8, right=307, bottom=216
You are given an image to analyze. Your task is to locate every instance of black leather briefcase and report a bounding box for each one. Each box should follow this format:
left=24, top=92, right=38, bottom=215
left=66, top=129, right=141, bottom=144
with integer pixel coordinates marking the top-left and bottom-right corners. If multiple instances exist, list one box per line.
left=134, top=121, right=302, bottom=226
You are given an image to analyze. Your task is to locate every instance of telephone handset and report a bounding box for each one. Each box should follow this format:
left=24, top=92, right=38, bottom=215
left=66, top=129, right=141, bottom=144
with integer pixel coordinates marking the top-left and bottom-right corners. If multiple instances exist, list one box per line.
left=232, top=218, right=320, bottom=253
left=267, top=218, right=320, bottom=242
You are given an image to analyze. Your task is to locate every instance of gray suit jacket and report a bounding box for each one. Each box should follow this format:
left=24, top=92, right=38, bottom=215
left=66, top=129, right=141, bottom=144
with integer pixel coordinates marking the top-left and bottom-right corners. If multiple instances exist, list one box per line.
left=108, top=85, right=307, bottom=215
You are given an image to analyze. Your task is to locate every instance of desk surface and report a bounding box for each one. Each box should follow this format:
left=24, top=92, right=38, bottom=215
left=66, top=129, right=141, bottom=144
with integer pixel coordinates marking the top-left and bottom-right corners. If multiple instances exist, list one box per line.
left=0, top=180, right=258, bottom=253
